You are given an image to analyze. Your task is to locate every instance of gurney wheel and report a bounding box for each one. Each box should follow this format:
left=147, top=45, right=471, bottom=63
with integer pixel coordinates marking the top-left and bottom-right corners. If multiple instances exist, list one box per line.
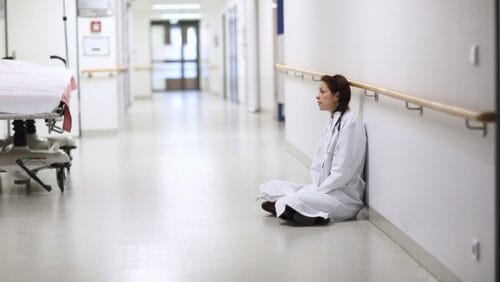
left=57, top=168, right=66, bottom=192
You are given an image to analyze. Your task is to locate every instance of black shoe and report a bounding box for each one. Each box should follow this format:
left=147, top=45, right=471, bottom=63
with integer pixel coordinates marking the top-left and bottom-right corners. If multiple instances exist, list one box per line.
left=261, top=201, right=276, bottom=215
left=293, top=213, right=331, bottom=226
left=316, top=217, right=331, bottom=225
left=279, top=205, right=296, bottom=220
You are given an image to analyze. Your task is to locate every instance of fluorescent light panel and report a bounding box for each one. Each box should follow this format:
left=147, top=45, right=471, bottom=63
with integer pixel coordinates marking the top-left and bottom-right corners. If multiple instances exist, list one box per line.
left=160, top=13, right=202, bottom=20
left=153, top=4, right=201, bottom=10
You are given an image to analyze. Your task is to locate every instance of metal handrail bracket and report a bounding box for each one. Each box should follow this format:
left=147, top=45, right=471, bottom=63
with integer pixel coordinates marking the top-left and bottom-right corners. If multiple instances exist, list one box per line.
left=405, top=102, right=423, bottom=116
left=364, top=90, right=379, bottom=102
left=465, top=119, right=487, bottom=137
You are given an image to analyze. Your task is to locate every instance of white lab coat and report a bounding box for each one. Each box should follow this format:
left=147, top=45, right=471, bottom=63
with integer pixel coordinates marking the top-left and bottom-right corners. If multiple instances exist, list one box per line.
left=258, top=110, right=367, bottom=221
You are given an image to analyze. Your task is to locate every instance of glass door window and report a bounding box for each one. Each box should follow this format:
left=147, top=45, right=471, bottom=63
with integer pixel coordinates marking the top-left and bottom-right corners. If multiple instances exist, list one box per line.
left=151, top=21, right=199, bottom=91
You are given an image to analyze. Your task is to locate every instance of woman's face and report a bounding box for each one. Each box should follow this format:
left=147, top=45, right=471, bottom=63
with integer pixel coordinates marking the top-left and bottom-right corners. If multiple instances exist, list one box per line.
left=316, top=81, right=339, bottom=113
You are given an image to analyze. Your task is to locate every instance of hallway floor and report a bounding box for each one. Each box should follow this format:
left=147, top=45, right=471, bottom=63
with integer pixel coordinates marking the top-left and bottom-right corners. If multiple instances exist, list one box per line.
left=0, top=92, right=436, bottom=282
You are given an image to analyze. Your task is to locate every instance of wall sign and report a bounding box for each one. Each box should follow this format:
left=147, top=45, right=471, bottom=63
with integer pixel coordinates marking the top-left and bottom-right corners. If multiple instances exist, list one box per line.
left=78, top=0, right=113, bottom=17
left=90, top=21, right=102, bottom=33
left=83, top=36, right=110, bottom=56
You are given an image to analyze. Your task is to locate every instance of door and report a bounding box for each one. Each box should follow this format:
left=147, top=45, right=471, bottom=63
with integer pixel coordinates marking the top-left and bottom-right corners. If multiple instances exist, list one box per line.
left=151, top=20, right=200, bottom=91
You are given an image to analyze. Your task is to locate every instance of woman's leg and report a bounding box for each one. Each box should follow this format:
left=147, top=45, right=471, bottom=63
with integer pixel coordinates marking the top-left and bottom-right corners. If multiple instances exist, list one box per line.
left=277, top=189, right=360, bottom=223
left=257, top=180, right=304, bottom=202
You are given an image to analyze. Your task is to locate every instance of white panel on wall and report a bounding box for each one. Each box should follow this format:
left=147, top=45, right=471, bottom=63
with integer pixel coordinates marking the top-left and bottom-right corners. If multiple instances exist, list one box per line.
left=283, top=1, right=495, bottom=281
left=78, top=16, right=119, bottom=132
left=200, top=19, right=211, bottom=91
left=235, top=1, right=246, bottom=105
left=0, top=0, right=4, bottom=57
left=130, top=9, right=151, bottom=98
left=258, top=0, right=275, bottom=114
left=0, top=1, right=6, bottom=138
left=198, top=1, right=230, bottom=98
left=244, top=0, right=259, bottom=112
left=79, top=77, right=118, bottom=129
left=200, top=10, right=224, bottom=96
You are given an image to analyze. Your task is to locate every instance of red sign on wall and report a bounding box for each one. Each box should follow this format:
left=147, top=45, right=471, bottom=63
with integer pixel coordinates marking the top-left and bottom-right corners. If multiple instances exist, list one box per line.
left=90, top=21, right=101, bottom=33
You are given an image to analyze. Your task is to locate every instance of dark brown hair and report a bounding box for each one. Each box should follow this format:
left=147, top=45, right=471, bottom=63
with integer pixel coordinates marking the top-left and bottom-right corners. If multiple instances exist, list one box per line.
left=320, top=74, right=351, bottom=130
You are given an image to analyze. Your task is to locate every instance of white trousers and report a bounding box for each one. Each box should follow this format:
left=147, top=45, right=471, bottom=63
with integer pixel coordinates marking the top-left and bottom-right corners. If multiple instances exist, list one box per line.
left=258, top=180, right=362, bottom=221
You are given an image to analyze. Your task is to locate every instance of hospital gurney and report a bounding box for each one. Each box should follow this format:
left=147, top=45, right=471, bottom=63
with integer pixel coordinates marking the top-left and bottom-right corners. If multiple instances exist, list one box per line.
left=0, top=58, right=77, bottom=192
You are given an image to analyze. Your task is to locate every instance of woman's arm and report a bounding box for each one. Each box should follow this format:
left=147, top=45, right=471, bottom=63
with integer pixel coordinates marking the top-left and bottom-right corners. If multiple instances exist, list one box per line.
left=316, top=118, right=367, bottom=193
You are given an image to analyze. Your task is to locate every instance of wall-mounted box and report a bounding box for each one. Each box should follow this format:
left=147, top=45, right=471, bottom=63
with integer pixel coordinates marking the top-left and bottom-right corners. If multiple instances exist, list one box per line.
left=83, top=36, right=109, bottom=56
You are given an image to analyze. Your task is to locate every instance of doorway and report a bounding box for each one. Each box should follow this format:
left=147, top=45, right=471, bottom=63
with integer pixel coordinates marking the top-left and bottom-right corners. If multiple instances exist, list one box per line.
left=151, top=20, right=200, bottom=91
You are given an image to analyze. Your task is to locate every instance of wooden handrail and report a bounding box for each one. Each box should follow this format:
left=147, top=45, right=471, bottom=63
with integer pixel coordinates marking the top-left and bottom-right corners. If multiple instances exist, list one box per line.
left=81, top=67, right=128, bottom=76
left=275, top=63, right=496, bottom=123
left=132, top=66, right=152, bottom=72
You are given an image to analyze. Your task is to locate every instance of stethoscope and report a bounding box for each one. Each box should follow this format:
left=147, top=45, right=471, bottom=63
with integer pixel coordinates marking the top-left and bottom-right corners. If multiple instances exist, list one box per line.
left=321, top=113, right=342, bottom=169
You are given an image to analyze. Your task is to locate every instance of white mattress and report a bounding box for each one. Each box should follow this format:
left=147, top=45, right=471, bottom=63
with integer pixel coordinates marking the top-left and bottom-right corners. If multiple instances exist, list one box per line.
left=0, top=59, right=75, bottom=114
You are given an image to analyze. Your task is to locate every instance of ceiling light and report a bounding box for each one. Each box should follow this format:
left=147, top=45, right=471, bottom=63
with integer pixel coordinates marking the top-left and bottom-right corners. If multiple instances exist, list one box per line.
left=160, top=13, right=202, bottom=20
left=153, top=4, right=201, bottom=10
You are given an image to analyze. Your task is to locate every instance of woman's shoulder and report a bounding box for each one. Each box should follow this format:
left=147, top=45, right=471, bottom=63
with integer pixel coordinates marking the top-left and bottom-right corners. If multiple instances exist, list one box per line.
left=342, top=111, right=363, bottom=123
left=340, top=111, right=365, bottom=130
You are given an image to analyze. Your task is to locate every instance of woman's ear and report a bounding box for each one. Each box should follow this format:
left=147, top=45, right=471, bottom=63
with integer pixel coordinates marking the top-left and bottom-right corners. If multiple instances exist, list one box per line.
left=333, top=92, right=340, bottom=101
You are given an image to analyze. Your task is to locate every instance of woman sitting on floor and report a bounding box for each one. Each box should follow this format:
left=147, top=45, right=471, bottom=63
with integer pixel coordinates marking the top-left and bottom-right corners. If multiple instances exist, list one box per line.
left=258, top=74, right=367, bottom=226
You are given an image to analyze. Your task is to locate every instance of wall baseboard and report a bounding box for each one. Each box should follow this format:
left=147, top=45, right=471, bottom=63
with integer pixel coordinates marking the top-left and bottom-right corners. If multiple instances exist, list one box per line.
left=134, top=94, right=152, bottom=100
left=81, top=129, right=118, bottom=137
left=286, top=141, right=312, bottom=168
left=369, top=208, right=460, bottom=282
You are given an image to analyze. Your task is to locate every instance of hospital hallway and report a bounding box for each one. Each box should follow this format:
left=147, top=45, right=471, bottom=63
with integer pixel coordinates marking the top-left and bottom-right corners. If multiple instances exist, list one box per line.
left=0, top=91, right=436, bottom=282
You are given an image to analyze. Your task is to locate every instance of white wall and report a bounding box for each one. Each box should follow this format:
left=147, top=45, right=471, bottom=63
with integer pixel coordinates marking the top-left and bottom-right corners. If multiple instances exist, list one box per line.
left=0, top=0, right=7, bottom=138
left=115, top=0, right=132, bottom=118
left=217, top=0, right=259, bottom=110
left=78, top=16, right=120, bottom=132
left=200, top=17, right=212, bottom=92
left=0, top=10, right=4, bottom=58
left=257, top=0, right=275, bottom=114
left=284, top=1, right=495, bottom=281
left=0, top=4, right=6, bottom=138
left=6, top=0, right=80, bottom=137
left=78, top=0, right=132, bottom=133
left=243, top=0, right=259, bottom=112
left=130, top=5, right=151, bottom=99
left=200, top=11, right=224, bottom=96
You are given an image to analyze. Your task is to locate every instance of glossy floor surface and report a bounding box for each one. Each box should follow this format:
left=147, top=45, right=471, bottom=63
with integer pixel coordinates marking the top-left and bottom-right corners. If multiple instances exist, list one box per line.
left=0, top=92, right=436, bottom=282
